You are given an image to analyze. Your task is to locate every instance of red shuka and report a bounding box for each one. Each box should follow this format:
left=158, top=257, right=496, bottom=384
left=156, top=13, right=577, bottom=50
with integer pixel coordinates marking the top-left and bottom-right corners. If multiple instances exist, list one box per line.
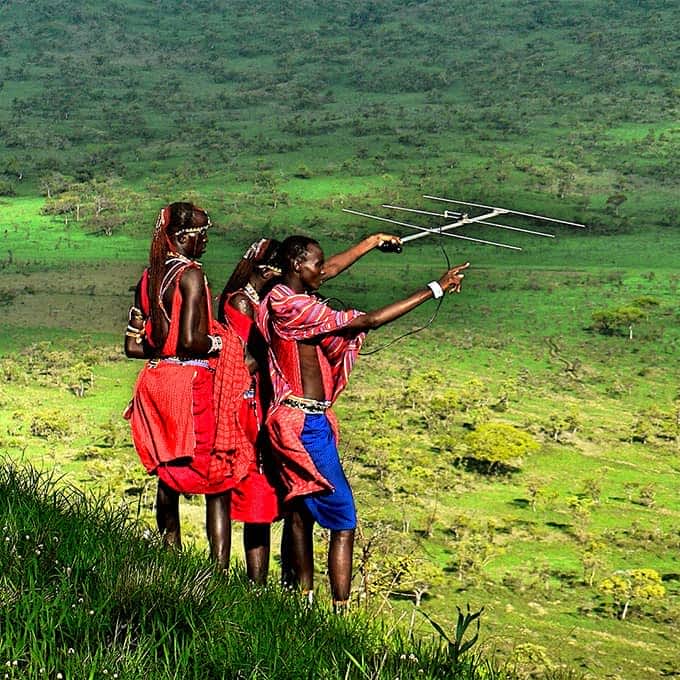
left=127, top=263, right=249, bottom=495
left=222, top=294, right=281, bottom=523
left=257, top=284, right=366, bottom=502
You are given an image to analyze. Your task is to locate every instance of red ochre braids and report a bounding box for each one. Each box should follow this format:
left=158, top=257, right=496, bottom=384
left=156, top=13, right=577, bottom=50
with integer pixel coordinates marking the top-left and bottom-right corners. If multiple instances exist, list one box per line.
left=147, top=202, right=210, bottom=348
left=217, top=238, right=281, bottom=322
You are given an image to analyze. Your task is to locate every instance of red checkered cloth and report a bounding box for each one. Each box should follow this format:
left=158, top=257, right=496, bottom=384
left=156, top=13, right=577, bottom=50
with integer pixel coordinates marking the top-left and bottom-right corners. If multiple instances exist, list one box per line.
left=211, top=319, right=253, bottom=487
left=256, top=284, right=366, bottom=501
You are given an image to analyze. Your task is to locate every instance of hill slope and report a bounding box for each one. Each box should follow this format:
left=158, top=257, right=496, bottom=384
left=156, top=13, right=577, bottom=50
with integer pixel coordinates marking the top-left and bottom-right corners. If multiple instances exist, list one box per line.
left=0, top=0, right=677, bottom=230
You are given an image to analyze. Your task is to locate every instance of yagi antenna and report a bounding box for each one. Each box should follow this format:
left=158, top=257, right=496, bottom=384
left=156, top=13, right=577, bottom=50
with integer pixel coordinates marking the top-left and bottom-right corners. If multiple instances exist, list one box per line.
left=342, top=208, right=521, bottom=250
left=423, top=196, right=587, bottom=229
left=382, top=204, right=556, bottom=239
left=342, top=195, right=587, bottom=251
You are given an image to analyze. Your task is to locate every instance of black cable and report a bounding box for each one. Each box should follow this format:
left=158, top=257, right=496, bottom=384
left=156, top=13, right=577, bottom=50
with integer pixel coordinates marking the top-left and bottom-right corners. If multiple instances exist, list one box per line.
left=359, top=242, right=451, bottom=356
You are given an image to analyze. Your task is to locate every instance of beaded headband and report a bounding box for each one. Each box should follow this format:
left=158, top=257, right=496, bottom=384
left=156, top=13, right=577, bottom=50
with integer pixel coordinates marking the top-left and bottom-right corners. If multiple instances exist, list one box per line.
left=260, top=262, right=282, bottom=276
left=154, top=205, right=212, bottom=238
left=242, top=238, right=268, bottom=261
left=175, top=211, right=212, bottom=236
left=242, top=238, right=282, bottom=275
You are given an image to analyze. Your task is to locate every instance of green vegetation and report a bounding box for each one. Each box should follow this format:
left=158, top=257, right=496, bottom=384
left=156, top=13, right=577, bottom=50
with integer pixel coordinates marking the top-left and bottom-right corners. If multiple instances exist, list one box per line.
left=0, top=0, right=678, bottom=678
left=0, top=463, right=498, bottom=679
left=0, top=0, right=678, bottom=234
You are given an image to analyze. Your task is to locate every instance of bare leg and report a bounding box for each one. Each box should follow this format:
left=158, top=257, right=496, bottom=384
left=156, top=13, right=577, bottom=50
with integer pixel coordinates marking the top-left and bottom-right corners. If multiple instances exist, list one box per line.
left=281, top=503, right=314, bottom=593
left=243, top=523, right=271, bottom=585
left=280, top=512, right=294, bottom=587
left=328, top=528, right=354, bottom=602
left=206, top=492, right=231, bottom=570
left=156, top=480, right=181, bottom=549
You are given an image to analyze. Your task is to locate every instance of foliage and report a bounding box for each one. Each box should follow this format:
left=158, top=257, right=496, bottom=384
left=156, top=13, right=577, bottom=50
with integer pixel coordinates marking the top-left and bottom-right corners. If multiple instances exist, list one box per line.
left=447, top=532, right=505, bottom=585
left=370, top=552, right=445, bottom=607
left=0, top=341, right=112, bottom=392
left=0, top=462, right=499, bottom=680
left=40, top=178, right=143, bottom=235
left=0, top=3, right=678, bottom=676
left=590, top=305, right=645, bottom=336
left=0, top=179, right=16, bottom=196
left=539, top=409, right=581, bottom=443
left=461, top=422, right=539, bottom=472
left=580, top=539, right=608, bottom=587
left=630, top=295, right=660, bottom=309
left=0, top=255, right=678, bottom=677
left=630, top=407, right=679, bottom=444
left=0, top=0, right=677, bottom=234
left=566, top=496, right=594, bottom=544
left=421, top=605, right=485, bottom=670
left=28, top=409, right=72, bottom=440
left=598, top=568, right=666, bottom=620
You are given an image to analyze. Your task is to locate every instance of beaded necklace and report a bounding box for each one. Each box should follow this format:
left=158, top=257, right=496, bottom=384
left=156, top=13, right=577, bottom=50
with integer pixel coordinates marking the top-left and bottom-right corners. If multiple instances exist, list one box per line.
left=243, top=282, right=260, bottom=305
left=157, top=253, right=199, bottom=322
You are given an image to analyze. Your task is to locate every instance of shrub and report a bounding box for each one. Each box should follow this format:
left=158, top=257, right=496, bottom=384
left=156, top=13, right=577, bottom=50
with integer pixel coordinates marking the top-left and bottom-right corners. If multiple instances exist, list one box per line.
left=30, top=410, right=72, bottom=440
left=590, top=306, right=644, bottom=336
left=599, top=568, right=666, bottom=620
left=630, top=407, right=677, bottom=444
left=540, top=409, right=581, bottom=442
left=0, top=179, right=16, bottom=196
left=463, top=422, right=539, bottom=471
left=293, top=164, right=313, bottom=179
left=631, top=295, right=660, bottom=308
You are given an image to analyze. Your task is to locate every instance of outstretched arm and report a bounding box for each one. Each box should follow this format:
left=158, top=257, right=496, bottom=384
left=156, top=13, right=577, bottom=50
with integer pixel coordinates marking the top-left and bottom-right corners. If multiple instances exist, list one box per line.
left=322, top=232, right=401, bottom=282
left=345, top=262, right=470, bottom=331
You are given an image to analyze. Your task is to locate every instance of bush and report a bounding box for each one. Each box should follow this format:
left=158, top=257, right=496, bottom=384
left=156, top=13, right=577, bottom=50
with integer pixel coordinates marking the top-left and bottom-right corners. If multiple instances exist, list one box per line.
left=630, top=408, right=678, bottom=444
left=462, top=422, right=539, bottom=472
left=29, top=410, right=72, bottom=440
left=590, top=306, right=644, bottom=336
left=599, top=568, right=665, bottom=620
left=0, top=179, right=16, bottom=196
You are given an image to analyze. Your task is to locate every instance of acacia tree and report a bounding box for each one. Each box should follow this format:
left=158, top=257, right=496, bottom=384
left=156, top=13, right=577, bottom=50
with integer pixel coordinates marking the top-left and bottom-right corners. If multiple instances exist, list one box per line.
left=581, top=538, right=607, bottom=587
left=355, top=523, right=444, bottom=609
left=462, top=422, right=539, bottom=473
left=448, top=532, right=503, bottom=585
left=39, top=172, right=72, bottom=199
left=566, top=496, right=594, bottom=544
left=590, top=306, right=644, bottom=336
left=598, top=568, right=665, bottom=620
left=40, top=177, right=141, bottom=235
left=605, top=193, right=627, bottom=216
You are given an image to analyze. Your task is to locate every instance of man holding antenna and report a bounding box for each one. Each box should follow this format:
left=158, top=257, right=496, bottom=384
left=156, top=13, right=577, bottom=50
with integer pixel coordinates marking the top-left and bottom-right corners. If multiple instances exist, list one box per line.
left=257, top=232, right=469, bottom=611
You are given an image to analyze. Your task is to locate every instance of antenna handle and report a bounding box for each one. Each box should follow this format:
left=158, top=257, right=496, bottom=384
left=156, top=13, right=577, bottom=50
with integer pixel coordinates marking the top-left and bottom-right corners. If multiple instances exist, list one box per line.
left=377, top=241, right=403, bottom=253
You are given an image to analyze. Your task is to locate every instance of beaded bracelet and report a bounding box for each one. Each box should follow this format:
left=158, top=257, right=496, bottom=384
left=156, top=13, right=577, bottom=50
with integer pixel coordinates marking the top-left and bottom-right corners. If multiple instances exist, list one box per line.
left=207, top=334, right=223, bottom=354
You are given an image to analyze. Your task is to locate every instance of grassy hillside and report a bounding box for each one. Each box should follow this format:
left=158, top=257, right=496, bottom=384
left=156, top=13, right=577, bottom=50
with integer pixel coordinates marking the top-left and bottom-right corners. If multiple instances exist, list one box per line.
left=0, top=1, right=678, bottom=678
left=0, top=463, right=502, bottom=680
left=1, top=216, right=678, bottom=678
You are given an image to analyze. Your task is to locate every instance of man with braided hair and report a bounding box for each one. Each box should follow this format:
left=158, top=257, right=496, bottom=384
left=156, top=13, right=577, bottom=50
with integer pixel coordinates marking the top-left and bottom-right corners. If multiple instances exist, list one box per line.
left=216, top=238, right=284, bottom=584
left=124, top=202, right=247, bottom=568
left=258, top=233, right=469, bottom=610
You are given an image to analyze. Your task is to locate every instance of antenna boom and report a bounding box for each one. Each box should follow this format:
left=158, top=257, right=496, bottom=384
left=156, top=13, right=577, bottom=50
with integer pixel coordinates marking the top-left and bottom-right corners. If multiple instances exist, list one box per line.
left=423, top=195, right=587, bottom=228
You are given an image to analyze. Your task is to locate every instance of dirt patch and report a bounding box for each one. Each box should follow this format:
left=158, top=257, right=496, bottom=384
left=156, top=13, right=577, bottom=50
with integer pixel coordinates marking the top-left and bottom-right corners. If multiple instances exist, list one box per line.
left=1, top=262, right=146, bottom=335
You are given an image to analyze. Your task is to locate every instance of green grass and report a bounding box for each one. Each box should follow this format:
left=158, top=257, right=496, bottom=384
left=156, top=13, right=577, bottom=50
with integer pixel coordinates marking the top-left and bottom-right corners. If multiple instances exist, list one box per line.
left=0, top=462, right=508, bottom=680
left=1, top=195, right=678, bottom=678
left=0, top=1, right=678, bottom=677
left=1, top=0, right=678, bottom=235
